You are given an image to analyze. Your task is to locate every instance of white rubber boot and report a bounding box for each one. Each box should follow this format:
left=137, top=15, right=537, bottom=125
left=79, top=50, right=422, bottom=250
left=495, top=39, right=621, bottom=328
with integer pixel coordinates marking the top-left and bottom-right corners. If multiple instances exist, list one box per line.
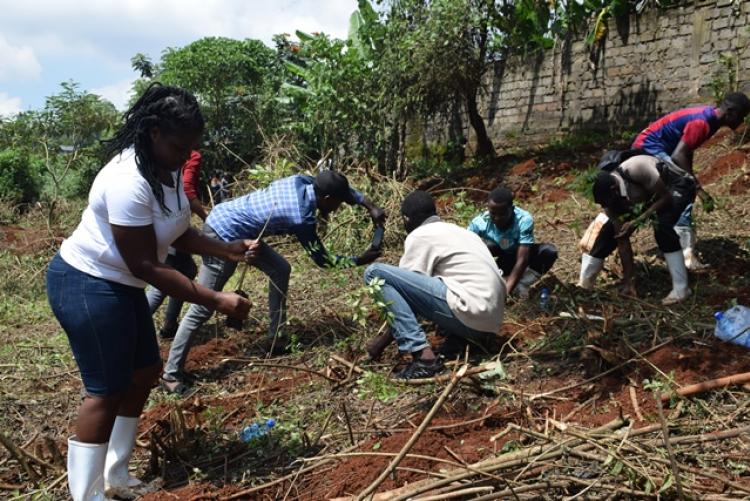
left=513, top=268, right=542, bottom=299
left=577, top=254, right=604, bottom=289
left=67, top=437, right=108, bottom=501
left=662, top=250, right=691, bottom=305
left=674, top=226, right=707, bottom=271
left=104, top=416, right=144, bottom=499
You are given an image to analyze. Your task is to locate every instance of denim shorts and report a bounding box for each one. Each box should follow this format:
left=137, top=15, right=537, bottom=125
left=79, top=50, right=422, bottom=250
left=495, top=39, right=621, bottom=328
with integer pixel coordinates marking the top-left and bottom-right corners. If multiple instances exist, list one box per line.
left=46, top=253, right=161, bottom=396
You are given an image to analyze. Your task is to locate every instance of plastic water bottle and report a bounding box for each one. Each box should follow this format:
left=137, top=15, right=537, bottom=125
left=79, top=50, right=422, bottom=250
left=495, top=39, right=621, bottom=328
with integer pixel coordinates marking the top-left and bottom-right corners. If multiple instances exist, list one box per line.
left=239, top=418, right=276, bottom=443
left=539, top=288, right=551, bottom=312
left=714, top=306, right=750, bottom=348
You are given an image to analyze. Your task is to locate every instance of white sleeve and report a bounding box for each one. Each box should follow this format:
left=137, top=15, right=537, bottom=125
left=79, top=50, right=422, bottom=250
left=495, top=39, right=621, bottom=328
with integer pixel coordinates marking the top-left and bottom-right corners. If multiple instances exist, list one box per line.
left=105, top=176, right=154, bottom=226
left=399, top=233, right=435, bottom=275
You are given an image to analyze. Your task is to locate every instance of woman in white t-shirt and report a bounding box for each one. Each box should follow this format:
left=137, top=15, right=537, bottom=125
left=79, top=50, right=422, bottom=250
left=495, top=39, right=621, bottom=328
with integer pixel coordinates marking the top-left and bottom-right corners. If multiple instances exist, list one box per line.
left=46, top=84, right=259, bottom=500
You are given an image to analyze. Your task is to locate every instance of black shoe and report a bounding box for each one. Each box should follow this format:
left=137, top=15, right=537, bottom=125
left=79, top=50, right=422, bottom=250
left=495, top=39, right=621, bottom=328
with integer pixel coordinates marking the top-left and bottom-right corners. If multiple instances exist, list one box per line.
left=395, top=358, right=446, bottom=380
left=159, top=325, right=178, bottom=340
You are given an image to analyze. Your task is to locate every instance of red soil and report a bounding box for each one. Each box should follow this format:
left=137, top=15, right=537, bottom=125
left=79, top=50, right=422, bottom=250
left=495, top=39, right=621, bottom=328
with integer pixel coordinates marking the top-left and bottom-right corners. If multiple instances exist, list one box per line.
left=697, top=150, right=747, bottom=185
left=510, top=159, right=536, bottom=176
left=729, top=171, right=750, bottom=194
left=0, top=225, right=63, bottom=254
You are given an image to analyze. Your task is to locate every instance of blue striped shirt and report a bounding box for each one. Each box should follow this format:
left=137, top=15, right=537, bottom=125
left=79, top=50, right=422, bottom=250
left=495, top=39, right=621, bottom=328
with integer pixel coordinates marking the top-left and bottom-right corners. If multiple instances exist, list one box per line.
left=206, top=175, right=364, bottom=268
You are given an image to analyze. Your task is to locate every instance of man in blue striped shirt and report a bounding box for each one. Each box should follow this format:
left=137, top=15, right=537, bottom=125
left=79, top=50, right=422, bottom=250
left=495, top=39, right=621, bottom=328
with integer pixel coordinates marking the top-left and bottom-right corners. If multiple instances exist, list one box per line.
left=161, top=171, right=386, bottom=395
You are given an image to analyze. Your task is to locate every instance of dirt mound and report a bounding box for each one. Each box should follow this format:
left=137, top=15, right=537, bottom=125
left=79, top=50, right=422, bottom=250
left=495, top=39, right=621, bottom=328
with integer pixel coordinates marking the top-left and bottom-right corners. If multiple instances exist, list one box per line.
left=0, top=225, right=63, bottom=254
left=304, top=413, right=508, bottom=499
left=729, top=171, right=750, bottom=194
left=510, top=159, right=536, bottom=176
left=698, top=150, right=747, bottom=185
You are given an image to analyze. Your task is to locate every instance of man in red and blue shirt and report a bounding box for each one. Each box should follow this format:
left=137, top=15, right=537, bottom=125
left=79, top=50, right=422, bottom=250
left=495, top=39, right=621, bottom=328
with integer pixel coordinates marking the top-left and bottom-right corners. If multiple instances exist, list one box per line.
left=631, top=92, right=750, bottom=269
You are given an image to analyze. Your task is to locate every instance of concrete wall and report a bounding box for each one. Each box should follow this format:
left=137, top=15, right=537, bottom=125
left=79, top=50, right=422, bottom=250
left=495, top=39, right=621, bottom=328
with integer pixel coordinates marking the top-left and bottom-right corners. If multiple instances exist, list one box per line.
left=446, top=0, right=750, bottom=151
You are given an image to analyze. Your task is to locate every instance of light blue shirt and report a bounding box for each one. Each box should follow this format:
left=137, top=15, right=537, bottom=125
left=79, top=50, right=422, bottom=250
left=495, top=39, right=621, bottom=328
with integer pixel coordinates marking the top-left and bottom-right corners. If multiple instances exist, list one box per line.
left=467, top=206, right=535, bottom=252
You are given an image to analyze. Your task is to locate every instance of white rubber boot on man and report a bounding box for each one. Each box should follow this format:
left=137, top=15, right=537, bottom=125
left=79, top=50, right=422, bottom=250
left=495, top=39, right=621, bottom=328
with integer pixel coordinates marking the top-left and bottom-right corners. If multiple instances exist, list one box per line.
left=675, top=225, right=707, bottom=271
left=662, top=250, right=691, bottom=305
left=577, top=254, right=604, bottom=289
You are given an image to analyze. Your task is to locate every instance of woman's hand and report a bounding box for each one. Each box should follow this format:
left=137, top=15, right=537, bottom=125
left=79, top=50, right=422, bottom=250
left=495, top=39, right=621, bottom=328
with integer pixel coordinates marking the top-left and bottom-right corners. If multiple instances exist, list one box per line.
left=214, top=291, right=251, bottom=318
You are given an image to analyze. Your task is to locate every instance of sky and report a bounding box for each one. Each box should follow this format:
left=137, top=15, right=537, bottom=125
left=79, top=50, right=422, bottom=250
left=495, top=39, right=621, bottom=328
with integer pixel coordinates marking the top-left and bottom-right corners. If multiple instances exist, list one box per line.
left=0, top=0, right=356, bottom=116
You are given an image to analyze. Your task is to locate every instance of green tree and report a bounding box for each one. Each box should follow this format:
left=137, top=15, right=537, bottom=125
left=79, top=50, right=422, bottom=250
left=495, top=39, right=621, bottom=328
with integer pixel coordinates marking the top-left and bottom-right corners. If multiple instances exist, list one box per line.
left=36, top=81, right=119, bottom=198
left=146, top=37, right=280, bottom=173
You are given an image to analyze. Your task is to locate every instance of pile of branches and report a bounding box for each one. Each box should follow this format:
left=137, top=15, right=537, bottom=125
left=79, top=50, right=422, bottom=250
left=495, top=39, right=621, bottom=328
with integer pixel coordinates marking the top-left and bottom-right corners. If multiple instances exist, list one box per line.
left=330, top=401, right=750, bottom=500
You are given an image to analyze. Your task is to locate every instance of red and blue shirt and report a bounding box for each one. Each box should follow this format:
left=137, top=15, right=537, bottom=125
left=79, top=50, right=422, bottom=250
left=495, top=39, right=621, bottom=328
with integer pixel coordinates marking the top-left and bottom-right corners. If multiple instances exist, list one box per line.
left=632, top=106, right=720, bottom=155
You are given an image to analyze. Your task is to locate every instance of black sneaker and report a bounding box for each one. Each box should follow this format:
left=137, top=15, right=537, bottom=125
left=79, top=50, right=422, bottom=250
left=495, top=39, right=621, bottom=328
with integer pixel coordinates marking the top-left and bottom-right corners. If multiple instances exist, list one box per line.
left=395, top=358, right=446, bottom=380
left=159, top=325, right=178, bottom=340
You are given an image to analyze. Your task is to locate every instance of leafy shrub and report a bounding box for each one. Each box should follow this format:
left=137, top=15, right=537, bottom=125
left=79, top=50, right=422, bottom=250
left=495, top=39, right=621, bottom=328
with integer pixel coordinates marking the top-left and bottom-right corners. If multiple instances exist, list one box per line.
left=0, top=149, right=42, bottom=206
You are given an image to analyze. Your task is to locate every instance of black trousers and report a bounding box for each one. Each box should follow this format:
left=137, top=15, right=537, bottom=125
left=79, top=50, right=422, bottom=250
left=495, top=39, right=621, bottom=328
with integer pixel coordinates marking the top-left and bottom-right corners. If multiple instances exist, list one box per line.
left=590, top=176, right=696, bottom=259
left=496, top=243, right=558, bottom=276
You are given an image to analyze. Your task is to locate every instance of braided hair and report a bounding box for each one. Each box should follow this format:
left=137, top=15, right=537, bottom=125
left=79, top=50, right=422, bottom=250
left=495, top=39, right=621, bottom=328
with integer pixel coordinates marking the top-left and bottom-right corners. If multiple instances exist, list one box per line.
left=104, top=83, right=204, bottom=213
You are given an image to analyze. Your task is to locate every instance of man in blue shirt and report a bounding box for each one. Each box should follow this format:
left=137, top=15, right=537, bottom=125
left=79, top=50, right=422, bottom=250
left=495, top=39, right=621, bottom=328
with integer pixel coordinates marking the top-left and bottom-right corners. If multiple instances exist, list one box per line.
left=161, top=170, right=385, bottom=395
left=468, top=187, right=557, bottom=298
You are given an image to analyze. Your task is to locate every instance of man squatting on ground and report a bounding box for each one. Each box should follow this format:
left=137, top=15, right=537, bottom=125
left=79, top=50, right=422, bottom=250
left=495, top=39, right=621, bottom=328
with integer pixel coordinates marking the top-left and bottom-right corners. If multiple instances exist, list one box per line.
left=46, top=84, right=254, bottom=500
left=146, top=149, right=208, bottom=339
left=160, top=170, right=386, bottom=395
left=580, top=154, right=696, bottom=305
left=467, top=186, right=558, bottom=298
left=364, top=190, right=506, bottom=380
left=631, top=92, right=750, bottom=269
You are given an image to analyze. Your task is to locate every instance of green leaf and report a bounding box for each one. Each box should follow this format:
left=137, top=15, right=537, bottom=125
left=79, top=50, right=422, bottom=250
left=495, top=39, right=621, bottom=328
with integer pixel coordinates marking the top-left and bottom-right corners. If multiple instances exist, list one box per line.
left=659, top=473, right=674, bottom=493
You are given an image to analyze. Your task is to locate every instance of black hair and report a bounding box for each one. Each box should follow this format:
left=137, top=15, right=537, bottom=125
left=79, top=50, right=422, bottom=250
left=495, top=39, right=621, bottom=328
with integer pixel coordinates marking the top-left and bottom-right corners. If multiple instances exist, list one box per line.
left=104, top=82, right=204, bottom=213
left=721, top=92, right=750, bottom=115
left=592, top=171, right=617, bottom=206
left=401, top=190, right=436, bottom=226
left=488, top=186, right=513, bottom=205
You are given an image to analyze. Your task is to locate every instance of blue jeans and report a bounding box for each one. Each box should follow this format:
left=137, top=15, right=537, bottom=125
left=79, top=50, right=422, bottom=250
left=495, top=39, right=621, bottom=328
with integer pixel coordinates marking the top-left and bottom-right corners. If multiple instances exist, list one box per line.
left=364, top=263, right=493, bottom=353
left=654, top=151, right=693, bottom=227
left=146, top=250, right=198, bottom=325
left=46, top=253, right=160, bottom=396
left=163, top=224, right=291, bottom=380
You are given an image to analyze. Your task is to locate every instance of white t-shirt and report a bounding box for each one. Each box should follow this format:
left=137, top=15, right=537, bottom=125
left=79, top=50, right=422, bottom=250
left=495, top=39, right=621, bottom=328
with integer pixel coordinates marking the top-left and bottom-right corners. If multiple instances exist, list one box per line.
left=60, top=148, right=191, bottom=288
left=399, top=218, right=506, bottom=333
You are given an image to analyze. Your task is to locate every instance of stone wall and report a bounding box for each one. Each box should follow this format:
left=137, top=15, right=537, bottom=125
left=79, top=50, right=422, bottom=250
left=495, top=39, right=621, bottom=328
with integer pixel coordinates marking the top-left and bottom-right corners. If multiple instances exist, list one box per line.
left=451, top=0, right=750, bottom=151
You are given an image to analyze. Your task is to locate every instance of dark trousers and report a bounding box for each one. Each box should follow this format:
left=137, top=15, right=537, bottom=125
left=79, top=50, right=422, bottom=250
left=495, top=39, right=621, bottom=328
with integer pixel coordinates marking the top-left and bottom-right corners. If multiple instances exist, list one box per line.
left=496, top=243, right=558, bottom=276
left=590, top=176, right=696, bottom=259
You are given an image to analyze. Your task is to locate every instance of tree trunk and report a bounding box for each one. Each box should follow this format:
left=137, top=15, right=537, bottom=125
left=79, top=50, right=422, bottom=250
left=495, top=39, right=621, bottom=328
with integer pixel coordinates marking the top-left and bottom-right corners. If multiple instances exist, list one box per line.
left=465, top=89, right=495, bottom=158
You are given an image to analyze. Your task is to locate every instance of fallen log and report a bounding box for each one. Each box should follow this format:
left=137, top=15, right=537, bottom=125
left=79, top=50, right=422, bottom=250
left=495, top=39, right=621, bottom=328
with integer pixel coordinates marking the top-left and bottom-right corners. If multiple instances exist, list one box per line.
left=661, top=371, right=750, bottom=401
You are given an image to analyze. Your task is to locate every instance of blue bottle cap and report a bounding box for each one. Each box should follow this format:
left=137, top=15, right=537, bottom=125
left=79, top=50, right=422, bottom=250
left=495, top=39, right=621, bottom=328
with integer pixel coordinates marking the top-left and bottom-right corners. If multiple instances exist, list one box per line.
left=714, top=311, right=723, bottom=320
left=266, top=418, right=276, bottom=428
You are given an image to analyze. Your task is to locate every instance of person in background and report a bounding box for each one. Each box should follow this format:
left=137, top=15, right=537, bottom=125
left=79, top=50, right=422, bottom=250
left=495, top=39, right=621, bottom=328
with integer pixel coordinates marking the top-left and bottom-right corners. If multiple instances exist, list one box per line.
left=160, top=170, right=386, bottom=395
left=468, top=187, right=558, bottom=298
left=364, top=190, right=506, bottom=379
left=632, top=92, right=750, bottom=269
left=147, top=150, right=208, bottom=338
left=580, top=155, right=695, bottom=305
left=210, top=170, right=226, bottom=204
left=46, top=84, right=256, bottom=501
